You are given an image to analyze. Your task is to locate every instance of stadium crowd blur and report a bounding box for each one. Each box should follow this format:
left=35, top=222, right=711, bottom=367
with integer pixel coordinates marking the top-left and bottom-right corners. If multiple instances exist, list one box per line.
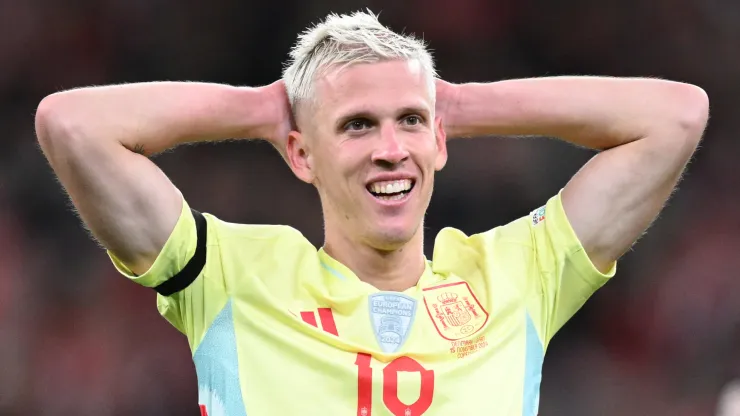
left=1, top=0, right=738, bottom=414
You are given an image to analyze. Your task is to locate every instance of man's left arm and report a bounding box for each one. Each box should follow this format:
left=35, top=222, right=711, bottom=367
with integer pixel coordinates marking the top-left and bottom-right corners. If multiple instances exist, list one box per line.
left=438, top=77, right=709, bottom=272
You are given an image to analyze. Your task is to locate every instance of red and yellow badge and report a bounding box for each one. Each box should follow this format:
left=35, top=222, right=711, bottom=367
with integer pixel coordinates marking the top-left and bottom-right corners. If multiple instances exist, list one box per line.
left=422, top=281, right=489, bottom=340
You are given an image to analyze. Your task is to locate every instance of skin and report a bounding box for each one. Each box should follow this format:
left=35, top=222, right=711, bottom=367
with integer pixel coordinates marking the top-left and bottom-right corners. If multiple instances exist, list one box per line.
left=286, top=60, right=447, bottom=291
left=35, top=60, right=709, bottom=293
left=35, top=82, right=285, bottom=275
left=438, top=77, right=708, bottom=273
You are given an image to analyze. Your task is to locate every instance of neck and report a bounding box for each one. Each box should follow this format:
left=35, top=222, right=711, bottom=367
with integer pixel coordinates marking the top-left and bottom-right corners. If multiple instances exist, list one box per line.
left=323, top=227, right=426, bottom=292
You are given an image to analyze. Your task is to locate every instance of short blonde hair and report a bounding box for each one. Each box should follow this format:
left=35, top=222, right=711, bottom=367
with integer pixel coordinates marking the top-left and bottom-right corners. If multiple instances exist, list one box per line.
left=282, top=10, right=437, bottom=109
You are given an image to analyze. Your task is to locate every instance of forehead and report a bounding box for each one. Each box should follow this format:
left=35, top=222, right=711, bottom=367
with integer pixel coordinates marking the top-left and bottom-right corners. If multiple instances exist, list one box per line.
left=314, top=60, right=432, bottom=119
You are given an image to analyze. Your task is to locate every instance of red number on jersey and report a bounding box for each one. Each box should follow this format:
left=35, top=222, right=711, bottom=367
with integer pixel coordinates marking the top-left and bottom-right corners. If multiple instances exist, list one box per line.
left=355, top=353, right=435, bottom=416
left=356, top=353, right=374, bottom=416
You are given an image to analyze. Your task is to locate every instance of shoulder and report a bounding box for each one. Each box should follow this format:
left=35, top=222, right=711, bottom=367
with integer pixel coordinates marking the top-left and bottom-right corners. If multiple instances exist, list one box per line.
left=206, top=214, right=306, bottom=242
left=429, top=216, right=535, bottom=278
left=203, top=213, right=314, bottom=255
left=430, top=193, right=582, bottom=266
left=432, top=217, right=534, bottom=256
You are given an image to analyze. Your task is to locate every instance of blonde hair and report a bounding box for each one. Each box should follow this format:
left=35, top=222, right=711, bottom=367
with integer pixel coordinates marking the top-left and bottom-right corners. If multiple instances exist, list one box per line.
left=282, top=10, right=437, bottom=109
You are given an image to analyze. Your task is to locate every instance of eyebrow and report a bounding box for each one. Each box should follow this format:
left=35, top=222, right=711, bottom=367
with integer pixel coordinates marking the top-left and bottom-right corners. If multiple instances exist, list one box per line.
left=397, top=106, right=431, bottom=118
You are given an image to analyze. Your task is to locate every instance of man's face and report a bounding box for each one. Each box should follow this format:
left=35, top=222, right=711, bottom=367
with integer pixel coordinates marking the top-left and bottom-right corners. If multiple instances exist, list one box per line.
left=288, top=59, right=448, bottom=251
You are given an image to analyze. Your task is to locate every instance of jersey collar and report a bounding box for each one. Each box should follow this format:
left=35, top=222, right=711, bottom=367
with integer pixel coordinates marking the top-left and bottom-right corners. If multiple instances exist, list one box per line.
left=317, top=247, right=434, bottom=295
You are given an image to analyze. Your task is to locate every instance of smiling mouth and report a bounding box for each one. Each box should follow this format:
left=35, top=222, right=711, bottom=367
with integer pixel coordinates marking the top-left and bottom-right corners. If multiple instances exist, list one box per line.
left=367, top=179, right=415, bottom=201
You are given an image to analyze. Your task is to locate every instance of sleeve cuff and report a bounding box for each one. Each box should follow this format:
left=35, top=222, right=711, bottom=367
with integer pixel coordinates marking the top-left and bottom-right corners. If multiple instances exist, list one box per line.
left=546, top=190, right=617, bottom=285
left=107, top=198, right=198, bottom=288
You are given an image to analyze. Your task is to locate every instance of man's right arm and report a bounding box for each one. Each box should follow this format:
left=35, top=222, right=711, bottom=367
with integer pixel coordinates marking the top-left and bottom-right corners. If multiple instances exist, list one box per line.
left=36, top=81, right=288, bottom=275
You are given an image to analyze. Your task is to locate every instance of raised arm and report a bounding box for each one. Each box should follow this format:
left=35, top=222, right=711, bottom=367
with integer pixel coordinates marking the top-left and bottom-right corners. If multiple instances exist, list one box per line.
left=437, top=76, right=709, bottom=271
left=36, top=81, right=291, bottom=275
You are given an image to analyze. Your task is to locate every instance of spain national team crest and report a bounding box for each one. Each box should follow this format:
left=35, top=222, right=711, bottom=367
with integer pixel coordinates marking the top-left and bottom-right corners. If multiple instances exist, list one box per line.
left=422, top=281, right=489, bottom=340
left=368, top=292, right=417, bottom=353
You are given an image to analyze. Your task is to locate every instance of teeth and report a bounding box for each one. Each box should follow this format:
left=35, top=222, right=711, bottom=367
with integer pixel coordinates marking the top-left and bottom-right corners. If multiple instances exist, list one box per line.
left=375, top=193, right=406, bottom=201
left=369, top=179, right=413, bottom=195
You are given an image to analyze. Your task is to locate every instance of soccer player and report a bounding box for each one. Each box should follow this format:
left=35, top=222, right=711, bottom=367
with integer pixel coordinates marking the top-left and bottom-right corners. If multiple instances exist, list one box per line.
left=35, top=11, right=708, bottom=416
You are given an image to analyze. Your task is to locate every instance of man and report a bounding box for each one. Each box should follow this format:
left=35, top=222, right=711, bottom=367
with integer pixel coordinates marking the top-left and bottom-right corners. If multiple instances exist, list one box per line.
left=36, top=10, right=708, bottom=416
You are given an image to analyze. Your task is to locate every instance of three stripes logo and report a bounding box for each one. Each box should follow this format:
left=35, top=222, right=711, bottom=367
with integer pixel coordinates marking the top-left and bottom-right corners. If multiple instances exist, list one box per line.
left=299, top=307, right=338, bottom=336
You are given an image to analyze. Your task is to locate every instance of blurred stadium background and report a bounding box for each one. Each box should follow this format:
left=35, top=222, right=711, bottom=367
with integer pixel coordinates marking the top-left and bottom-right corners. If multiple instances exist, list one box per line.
left=1, top=0, right=739, bottom=415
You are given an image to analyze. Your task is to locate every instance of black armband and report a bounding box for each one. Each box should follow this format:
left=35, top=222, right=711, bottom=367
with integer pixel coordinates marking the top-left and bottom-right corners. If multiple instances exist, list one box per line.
left=154, top=209, right=207, bottom=296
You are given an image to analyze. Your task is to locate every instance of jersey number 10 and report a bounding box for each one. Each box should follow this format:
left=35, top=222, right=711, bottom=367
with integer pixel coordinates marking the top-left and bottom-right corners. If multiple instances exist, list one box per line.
left=355, top=352, right=434, bottom=416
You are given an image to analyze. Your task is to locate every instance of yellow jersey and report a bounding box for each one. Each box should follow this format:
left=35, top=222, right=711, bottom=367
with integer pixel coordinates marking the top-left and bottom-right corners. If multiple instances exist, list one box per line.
left=109, top=191, right=614, bottom=416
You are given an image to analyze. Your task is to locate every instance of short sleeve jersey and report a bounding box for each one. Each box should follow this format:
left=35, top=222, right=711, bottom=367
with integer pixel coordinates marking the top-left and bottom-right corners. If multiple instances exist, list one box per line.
left=109, top=191, right=614, bottom=416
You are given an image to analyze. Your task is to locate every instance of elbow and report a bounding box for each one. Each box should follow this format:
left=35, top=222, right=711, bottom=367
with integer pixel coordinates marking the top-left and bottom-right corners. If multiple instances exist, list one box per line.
left=675, top=83, right=710, bottom=142
left=35, top=93, right=82, bottom=155
left=36, top=94, right=64, bottom=147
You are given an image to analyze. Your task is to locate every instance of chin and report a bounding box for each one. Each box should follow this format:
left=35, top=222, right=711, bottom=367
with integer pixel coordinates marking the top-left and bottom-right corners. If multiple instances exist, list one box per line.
left=365, top=225, right=418, bottom=251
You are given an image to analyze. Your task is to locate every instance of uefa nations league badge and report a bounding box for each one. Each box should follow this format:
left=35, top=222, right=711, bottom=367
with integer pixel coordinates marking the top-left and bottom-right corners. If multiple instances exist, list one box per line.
left=368, top=292, right=417, bottom=353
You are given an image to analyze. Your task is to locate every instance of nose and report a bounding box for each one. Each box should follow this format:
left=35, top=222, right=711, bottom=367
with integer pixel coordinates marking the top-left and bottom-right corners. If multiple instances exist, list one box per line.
left=371, top=123, right=409, bottom=166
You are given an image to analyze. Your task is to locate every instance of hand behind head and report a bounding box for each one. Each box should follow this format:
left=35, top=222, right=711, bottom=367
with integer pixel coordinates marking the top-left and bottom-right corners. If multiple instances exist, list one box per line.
left=262, top=80, right=296, bottom=161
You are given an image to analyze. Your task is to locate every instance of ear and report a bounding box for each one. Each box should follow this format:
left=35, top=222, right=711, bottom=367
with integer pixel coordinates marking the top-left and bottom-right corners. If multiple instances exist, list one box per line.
left=286, top=130, right=315, bottom=184
left=434, top=116, right=448, bottom=171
